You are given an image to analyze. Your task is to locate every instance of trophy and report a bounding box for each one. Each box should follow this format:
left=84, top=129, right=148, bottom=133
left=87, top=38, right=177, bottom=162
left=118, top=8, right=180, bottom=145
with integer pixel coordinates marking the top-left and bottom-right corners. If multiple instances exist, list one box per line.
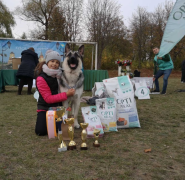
left=93, top=129, right=101, bottom=147
left=80, top=123, right=89, bottom=150
left=65, top=118, right=76, bottom=150
left=56, top=107, right=67, bottom=152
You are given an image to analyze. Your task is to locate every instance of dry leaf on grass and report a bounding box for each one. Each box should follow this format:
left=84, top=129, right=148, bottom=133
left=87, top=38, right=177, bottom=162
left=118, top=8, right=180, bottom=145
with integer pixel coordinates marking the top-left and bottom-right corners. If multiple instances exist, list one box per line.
left=144, top=148, right=152, bottom=153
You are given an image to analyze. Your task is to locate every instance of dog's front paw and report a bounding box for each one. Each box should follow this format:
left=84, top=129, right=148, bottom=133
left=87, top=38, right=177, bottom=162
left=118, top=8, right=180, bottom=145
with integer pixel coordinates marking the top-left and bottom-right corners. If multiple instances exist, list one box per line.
left=74, top=123, right=80, bottom=128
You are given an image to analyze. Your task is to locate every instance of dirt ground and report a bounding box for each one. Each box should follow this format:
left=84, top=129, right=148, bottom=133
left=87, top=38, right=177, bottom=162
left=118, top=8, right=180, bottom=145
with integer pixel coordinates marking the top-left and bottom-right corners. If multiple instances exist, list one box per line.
left=108, top=68, right=182, bottom=78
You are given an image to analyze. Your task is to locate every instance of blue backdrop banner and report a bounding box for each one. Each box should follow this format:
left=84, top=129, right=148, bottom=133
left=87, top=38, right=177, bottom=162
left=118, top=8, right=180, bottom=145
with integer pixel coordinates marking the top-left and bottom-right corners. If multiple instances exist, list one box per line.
left=0, top=39, right=67, bottom=63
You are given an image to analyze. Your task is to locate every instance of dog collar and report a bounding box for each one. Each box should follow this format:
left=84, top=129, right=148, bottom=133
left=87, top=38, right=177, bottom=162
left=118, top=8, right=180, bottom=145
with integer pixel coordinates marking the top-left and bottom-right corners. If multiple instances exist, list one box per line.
left=63, top=81, right=76, bottom=89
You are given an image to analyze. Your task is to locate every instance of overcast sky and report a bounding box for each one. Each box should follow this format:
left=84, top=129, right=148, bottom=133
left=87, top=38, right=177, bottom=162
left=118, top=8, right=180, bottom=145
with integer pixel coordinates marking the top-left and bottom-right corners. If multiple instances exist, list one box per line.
left=3, top=0, right=176, bottom=39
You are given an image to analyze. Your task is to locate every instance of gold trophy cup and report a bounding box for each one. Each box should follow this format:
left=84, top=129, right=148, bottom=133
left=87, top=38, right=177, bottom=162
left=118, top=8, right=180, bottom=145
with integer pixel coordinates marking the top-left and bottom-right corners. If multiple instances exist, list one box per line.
left=56, top=107, right=67, bottom=152
left=65, top=118, right=76, bottom=150
left=80, top=123, right=89, bottom=150
left=93, top=129, right=101, bottom=147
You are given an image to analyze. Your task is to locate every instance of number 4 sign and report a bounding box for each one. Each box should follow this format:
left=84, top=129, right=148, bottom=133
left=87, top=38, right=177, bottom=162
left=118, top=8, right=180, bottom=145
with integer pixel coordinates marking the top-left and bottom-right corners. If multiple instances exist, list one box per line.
left=134, top=81, right=150, bottom=99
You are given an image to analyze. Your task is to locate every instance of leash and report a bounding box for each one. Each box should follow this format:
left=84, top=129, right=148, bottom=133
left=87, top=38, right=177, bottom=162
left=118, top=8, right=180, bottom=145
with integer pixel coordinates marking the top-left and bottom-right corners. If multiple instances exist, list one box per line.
left=63, top=81, right=77, bottom=89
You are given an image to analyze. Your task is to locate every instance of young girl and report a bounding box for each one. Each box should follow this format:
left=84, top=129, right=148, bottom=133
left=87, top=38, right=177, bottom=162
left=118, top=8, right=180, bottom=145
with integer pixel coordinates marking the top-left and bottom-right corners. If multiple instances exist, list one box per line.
left=35, top=51, right=75, bottom=136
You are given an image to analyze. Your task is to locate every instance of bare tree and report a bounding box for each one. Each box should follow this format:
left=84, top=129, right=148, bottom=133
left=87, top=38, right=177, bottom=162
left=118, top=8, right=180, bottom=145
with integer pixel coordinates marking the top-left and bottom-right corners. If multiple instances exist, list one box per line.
left=86, top=0, right=125, bottom=69
left=130, top=7, right=150, bottom=68
left=47, top=6, right=68, bottom=41
left=129, top=1, right=174, bottom=68
left=15, top=0, right=83, bottom=42
left=0, top=1, right=15, bottom=37
left=15, top=0, right=61, bottom=40
left=61, top=0, right=84, bottom=43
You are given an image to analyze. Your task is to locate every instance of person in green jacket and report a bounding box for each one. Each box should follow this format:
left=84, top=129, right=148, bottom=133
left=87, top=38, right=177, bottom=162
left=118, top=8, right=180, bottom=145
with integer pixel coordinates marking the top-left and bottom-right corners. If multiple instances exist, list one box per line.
left=152, top=47, right=174, bottom=94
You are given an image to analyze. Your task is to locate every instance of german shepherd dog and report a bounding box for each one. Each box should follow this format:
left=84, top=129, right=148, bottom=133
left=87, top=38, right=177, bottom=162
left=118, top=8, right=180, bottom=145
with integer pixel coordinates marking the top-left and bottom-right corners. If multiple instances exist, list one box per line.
left=59, top=44, right=84, bottom=128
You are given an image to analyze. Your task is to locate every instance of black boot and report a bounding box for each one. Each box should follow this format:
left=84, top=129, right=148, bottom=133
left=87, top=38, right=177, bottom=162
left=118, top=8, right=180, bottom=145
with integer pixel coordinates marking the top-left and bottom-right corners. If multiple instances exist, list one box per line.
left=18, top=79, right=24, bottom=95
left=27, top=78, right=33, bottom=95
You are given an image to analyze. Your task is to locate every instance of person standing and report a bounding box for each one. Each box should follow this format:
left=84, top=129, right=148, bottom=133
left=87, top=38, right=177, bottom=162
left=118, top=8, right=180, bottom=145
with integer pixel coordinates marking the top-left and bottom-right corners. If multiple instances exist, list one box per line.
left=181, top=59, right=185, bottom=83
left=16, top=47, right=39, bottom=95
left=152, top=47, right=174, bottom=94
left=34, top=51, right=75, bottom=135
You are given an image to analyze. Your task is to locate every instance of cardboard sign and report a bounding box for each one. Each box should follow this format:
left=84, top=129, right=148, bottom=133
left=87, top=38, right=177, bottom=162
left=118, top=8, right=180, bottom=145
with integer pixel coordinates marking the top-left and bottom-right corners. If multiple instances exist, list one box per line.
left=12, top=58, right=21, bottom=70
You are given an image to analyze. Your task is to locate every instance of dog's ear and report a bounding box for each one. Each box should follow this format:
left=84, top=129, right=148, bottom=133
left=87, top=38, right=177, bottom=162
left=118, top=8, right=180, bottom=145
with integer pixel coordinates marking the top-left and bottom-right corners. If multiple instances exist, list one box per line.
left=65, top=43, right=71, bottom=56
left=78, top=45, right=84, bottom=57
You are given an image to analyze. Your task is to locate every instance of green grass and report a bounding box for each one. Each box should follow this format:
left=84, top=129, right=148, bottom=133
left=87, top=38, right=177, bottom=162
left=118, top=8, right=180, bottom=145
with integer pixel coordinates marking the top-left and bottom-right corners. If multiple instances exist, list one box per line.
left=0, top=78, right=185, bottom=180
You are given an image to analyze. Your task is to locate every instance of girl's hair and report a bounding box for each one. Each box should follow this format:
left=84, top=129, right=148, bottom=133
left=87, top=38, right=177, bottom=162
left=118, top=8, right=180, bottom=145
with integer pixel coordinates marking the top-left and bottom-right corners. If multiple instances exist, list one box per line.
left=34, top=61, right=46, bottom=78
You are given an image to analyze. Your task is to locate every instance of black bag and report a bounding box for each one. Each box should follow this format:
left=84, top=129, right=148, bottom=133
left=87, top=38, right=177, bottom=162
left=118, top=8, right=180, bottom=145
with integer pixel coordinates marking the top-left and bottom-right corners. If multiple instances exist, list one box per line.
left=134, top=70, right=140, bottom=77
left=86, top=96, right=99, bottom=105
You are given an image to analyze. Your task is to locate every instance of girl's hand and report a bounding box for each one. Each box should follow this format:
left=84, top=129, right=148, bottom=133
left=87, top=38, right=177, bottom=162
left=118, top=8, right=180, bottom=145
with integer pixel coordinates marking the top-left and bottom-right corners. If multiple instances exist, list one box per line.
left=66, top=88, right=75, bottom=97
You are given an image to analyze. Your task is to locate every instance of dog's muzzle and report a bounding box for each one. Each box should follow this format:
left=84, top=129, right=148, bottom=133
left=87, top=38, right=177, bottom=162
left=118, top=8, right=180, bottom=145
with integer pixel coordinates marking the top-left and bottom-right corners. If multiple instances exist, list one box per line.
left=68, top=56, right=79, bottom=70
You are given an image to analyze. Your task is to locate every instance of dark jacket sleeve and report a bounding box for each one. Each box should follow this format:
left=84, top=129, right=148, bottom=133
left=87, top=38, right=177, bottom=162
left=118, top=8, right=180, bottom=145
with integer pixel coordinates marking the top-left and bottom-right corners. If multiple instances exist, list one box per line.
left=153, top=61, right=157, bottom=75
left=162, top=54, right=170, bottom=62
left=34, top=53, right=39, bottom=66
left=182, top=60, right=185, bottom=70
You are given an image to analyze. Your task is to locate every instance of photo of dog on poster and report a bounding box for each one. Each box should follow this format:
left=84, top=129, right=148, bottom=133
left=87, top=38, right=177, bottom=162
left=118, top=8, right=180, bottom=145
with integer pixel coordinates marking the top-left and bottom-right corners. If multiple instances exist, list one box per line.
left=59, top=44, right=84, bottom=128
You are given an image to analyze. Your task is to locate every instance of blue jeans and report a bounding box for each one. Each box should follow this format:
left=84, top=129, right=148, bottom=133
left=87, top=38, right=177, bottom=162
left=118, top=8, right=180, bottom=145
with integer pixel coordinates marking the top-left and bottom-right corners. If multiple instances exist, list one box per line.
left=154, top=69, right=172, bottom=93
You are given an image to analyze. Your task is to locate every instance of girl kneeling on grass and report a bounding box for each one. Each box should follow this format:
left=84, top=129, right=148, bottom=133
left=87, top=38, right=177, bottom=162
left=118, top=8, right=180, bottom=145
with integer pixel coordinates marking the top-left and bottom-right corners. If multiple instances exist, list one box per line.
left=34, top=51, right=75, bottom=136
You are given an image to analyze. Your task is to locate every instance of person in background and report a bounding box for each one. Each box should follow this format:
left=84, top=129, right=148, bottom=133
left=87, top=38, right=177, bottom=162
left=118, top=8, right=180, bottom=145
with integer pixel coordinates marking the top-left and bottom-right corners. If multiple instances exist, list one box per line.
left=134, top=69, right=140, bottom=77
left=152, top=47, right=174, bottom=95
left=34, top=51, right=75, bottom=136
left=181, top=59, right=185, bottom=83
left=16, top=47, right=39, bottom=95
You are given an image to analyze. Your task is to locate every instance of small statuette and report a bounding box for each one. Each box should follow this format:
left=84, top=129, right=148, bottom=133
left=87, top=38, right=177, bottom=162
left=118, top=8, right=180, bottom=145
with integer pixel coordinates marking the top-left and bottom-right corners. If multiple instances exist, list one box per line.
left=56, top=107, right=67, bottom=152
left=93, top=129, right=100, bottom=147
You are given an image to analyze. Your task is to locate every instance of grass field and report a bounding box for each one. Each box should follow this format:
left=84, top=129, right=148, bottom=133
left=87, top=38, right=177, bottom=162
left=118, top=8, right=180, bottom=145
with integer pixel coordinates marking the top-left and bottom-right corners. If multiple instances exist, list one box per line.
left=0, top=78, right=185, bottom=180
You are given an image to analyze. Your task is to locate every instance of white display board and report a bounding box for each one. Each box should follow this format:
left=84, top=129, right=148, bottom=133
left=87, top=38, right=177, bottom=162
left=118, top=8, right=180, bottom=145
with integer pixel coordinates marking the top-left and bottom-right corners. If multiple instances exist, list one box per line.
left=134, top=81, right=150, bottom=99
left=130, top=77, right=154, bottom=90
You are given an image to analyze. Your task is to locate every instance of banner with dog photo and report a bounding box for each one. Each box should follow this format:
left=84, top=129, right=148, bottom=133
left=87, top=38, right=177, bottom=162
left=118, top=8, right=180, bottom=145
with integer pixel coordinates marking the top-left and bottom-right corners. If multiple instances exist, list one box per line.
left=96, top=98, right=117, bottom=132
left=81, top=106, right=104, bottom=138
left=92, top=82, right=109, bottom=98
left=103, top=76, right=140, bottom=129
